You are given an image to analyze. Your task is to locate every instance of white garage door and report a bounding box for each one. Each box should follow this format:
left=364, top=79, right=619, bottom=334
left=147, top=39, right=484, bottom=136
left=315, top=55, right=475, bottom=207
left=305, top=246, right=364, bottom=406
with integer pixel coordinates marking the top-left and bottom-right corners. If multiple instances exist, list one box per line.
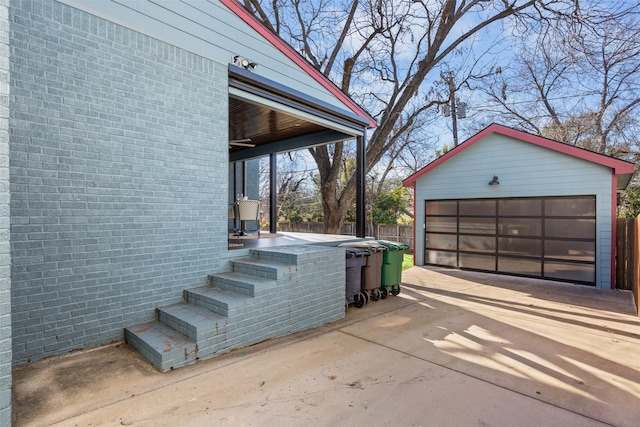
left=424, top=196, right=596, bottom=285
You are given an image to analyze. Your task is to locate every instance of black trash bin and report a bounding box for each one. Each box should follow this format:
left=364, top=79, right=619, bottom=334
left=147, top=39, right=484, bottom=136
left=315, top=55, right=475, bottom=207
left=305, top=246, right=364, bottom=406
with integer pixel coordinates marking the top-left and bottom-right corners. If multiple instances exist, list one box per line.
left=344, top=247, right=370, bottom=308
left=340, top=241, right=387, bottom=302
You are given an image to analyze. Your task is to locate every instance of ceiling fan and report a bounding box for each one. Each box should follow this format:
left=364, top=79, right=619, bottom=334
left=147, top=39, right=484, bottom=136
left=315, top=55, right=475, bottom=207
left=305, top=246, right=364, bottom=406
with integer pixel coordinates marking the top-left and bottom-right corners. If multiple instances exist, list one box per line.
left=229, top=138, right=255, bottom=148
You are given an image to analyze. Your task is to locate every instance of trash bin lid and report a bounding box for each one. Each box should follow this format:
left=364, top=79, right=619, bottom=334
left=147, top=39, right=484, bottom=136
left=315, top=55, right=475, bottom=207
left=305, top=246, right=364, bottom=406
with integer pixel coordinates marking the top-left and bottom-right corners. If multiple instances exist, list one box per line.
left=375, top=240, right=410, bottom=250
left=344, top=247, right=371, bottom=257
left=339, top=241, right=388, bottom=252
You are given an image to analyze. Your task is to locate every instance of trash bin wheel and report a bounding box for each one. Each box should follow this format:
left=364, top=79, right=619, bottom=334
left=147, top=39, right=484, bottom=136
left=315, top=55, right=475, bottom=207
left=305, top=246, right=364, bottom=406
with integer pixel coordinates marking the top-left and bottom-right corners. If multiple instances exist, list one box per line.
left=380, top=286, right=388, bottom=299
left=370, top=288, right=380, bottom=302
left=391, top=285, right=401, bottom=296
left=354, top=292, right=367, bottom=308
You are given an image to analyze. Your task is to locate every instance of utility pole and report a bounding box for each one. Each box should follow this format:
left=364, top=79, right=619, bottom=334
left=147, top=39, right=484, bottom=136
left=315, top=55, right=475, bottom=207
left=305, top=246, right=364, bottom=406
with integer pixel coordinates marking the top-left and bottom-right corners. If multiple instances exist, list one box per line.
left=443, top=73, right=467, bottom=146
left=448, top=76, right=459, bottom=146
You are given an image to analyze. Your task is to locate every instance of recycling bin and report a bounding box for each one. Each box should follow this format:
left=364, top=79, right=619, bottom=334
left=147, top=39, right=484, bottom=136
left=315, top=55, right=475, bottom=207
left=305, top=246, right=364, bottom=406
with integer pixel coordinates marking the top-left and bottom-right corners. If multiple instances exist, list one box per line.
left=340, top=241, right=387, bottom=301
left=344, top=247, right=370, bottom=308
left=376, top=240, right=410, bottom=297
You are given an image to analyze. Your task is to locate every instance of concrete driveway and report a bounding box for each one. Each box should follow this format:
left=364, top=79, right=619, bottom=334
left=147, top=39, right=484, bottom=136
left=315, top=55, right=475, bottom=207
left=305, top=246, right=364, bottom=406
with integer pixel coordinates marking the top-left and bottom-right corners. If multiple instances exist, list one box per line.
left=13, top=267, right=640, bottom=426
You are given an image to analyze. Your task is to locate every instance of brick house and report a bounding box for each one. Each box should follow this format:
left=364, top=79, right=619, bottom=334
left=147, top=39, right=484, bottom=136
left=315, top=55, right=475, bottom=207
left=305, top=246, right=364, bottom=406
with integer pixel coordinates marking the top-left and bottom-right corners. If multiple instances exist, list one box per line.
left=0, top=0, right=376, bottom=419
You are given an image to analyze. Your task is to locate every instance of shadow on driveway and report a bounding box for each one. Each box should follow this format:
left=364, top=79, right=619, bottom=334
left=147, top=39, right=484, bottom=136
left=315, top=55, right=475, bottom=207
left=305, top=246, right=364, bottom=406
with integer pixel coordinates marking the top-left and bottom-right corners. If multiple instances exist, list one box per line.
left=12, top=266, right=640, bottom=426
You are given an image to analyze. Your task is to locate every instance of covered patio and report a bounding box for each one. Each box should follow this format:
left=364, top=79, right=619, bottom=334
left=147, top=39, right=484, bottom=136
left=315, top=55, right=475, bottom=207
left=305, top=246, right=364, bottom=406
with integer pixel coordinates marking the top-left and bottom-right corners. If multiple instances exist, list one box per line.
left=227, top=60, right=375, bottom=242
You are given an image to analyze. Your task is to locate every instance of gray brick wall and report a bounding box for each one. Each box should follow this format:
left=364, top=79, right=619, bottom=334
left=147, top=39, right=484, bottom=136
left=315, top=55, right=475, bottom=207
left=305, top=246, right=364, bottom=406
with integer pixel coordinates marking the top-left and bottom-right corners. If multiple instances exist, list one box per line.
left=10, top=0, right=228, bottom=364
left=0, top=0, right=10, bottom=421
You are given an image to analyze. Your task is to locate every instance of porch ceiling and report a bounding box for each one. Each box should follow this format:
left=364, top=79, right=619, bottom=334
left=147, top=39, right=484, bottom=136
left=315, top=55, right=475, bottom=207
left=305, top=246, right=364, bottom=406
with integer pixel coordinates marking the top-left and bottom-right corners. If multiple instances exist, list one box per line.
left=228, top=65, right=368, bottom=162
left=228, top=96, right=360, bottom=162
left=229, top=97, right=325, bottom=154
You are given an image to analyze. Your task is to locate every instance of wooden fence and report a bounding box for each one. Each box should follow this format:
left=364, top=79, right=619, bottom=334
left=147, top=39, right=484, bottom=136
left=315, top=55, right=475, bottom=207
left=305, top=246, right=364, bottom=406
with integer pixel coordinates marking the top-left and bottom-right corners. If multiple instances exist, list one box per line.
left=376, top=224, right=414, bottom=252
left=616, top=217, right=640, bottom=316
left=277, top=221, right=413, bottom=252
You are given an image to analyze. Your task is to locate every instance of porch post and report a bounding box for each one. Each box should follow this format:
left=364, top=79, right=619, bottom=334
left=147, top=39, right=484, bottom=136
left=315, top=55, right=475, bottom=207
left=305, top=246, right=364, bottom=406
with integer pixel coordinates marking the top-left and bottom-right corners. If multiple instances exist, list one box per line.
left=269, top=153, right=277, bottom=234
left=356, top=133, right=366, bottom=237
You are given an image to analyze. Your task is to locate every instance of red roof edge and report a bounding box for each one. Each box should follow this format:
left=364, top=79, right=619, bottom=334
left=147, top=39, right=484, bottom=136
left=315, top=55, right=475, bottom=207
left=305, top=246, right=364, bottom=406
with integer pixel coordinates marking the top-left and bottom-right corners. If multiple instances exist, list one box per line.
left=403, top=123, right=635, bottom=188
left=220, top=0, right=376, bottom=129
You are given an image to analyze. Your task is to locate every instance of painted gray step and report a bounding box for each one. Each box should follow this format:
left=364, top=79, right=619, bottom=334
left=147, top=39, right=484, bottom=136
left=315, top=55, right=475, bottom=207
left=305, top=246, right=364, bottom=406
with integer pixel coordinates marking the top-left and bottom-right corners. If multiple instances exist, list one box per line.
left=230, top=257, right=297, bottom=280
left=157, top=303, right=228, bottom=341
left=124, top=320, right=197, bottom=372
left=208, top=271, right=278, bottom=297
left=184, top=286, right=254, bottom=317
left=251, top=245, right=338, bottom=264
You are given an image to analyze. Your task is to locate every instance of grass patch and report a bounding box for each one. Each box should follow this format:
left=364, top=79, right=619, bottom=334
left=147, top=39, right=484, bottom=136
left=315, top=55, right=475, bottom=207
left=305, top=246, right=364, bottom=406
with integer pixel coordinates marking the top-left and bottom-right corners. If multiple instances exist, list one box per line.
left=402, top=254, right=414, bottom=270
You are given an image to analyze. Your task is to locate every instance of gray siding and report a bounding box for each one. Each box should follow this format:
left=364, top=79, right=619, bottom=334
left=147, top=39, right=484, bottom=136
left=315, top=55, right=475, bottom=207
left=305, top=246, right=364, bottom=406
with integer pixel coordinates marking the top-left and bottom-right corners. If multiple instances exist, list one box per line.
left=415, top=133, right=613, bottom=289
left=0, top=0, right=10, bottom=421
left=10, top=0, right=228, bottom=364
left=59, top=0, right=349, bottom=111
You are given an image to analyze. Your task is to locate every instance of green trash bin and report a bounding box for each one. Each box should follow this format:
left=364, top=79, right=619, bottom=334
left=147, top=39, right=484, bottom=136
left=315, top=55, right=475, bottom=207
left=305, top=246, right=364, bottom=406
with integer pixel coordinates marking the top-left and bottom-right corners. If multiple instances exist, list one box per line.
left=340, top=241, right=388, bottom=302
left=376, top=240, right=410, bottom=297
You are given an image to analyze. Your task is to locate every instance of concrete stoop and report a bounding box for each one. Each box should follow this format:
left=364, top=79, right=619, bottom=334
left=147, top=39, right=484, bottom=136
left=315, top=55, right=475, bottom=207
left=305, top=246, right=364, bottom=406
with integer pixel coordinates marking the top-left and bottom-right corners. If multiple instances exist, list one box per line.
left=125, top=245, right=346, bottom=372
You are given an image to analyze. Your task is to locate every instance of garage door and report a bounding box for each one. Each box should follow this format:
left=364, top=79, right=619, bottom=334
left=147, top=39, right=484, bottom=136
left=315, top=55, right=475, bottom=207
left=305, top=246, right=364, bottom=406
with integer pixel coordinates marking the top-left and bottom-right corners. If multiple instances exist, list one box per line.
left=424, top=196, right=596, bottom=285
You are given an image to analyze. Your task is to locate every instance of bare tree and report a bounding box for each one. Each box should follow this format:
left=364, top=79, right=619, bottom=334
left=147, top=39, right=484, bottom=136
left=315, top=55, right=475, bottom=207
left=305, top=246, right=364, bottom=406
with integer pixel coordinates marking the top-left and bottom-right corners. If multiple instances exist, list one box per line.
left=245, top=0, right=582, bottom=233
left=259, top=151, right=318, bottom=225
left=478, top=2, right=640, bottom=161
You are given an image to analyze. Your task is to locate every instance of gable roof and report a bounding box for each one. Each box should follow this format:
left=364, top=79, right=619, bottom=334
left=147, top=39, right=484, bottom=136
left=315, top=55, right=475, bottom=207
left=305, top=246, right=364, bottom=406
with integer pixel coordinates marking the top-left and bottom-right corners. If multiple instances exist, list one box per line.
left=221, top=0, right=376, bottom=129
left=402, top=123, right=635, bottom=190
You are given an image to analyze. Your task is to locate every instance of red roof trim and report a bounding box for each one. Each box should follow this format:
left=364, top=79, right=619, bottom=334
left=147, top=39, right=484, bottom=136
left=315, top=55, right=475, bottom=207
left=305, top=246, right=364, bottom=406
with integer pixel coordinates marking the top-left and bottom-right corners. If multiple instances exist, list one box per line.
left=220, top=0, right=376, bottom=128
left=403, top=123, right=635, bottom=187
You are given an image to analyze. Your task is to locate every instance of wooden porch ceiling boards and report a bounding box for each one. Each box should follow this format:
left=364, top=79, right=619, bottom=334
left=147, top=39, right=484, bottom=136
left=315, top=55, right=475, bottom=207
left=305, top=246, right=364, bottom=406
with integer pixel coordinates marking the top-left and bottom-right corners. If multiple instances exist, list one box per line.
left=229, top=97, right=325, bottom=153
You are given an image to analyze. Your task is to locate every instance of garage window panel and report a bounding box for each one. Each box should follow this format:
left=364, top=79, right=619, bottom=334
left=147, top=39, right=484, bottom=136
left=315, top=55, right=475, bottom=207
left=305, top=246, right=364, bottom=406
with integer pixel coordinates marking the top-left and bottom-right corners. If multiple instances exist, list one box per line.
left=425, top=250, right=457, bottom=266
left=459, top=234, right=495, bottom=253
left=426, top=200, right=457, bottom=215
left=545, top=240, right=595, bottom=262
left=499, top=237, right=542, bottom=257
left=425, top=233, right=456, bottom=250
left=425, top=217, right=457, bottom=233
left=498, top=257, right=542, bottom=276
left=545, top=218, right=595, bottom=239
left=459, top=253, right=495, bottom=271
left=459, top=199, right=496, bottom=216
left=498, top=199, right=542, bottom=216
left=545, top=261, right=595, bottom=283
left=459, top=217, right=496, bottom=234
left=498, top=218, right=542, bottom=237
left=545, top=196, right=596, bottom=217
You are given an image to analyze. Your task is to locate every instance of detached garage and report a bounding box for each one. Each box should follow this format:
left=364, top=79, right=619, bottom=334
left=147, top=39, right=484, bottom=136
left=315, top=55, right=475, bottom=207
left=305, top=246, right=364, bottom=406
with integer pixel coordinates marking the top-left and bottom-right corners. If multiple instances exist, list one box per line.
left=402, top=124, right=635, bottom=289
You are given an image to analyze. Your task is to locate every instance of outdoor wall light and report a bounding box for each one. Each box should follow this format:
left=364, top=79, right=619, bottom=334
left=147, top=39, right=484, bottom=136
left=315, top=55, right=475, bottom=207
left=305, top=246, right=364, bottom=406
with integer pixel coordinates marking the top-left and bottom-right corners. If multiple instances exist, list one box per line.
left=232, top=55, right=258, bottom=70
left=241, top=58, right=258, bottom=70
left=488, top=175, right=500, bottom=186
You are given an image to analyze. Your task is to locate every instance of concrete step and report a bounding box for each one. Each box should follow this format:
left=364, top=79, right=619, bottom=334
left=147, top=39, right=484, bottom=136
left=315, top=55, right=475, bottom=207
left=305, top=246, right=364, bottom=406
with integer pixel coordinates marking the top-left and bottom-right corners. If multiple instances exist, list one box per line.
left=124, top=321, right=197, bottom=372
left=125, top=246, right=345, bottom=372
left=184, top=286, right=254, bottom=317
left=208, top=271, right=278, bottom=297
left=230, top=257, right=297, bottom=281
left=157, top=303, right=228, bottom=341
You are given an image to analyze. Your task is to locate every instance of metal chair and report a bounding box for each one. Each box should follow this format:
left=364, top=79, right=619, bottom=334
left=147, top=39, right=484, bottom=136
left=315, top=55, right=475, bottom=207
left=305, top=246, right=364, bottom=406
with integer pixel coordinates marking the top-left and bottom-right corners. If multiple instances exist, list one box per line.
left=234, top=200, right=261, bottom=237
